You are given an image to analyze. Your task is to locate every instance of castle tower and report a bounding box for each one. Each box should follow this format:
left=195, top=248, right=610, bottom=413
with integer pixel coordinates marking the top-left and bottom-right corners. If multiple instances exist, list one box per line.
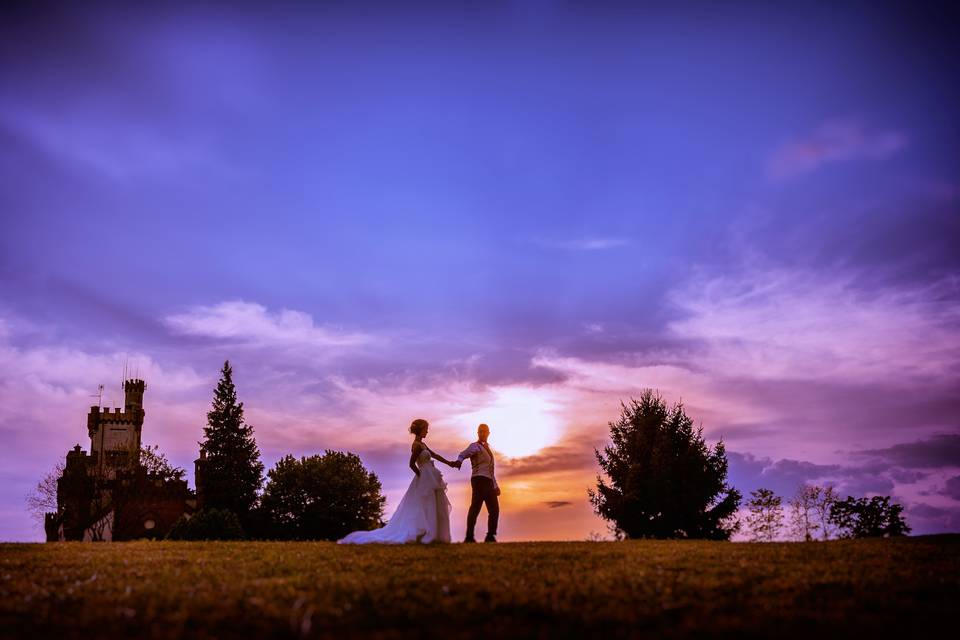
left=124, top=379, right=146, bottom=416
left=87, top=378, right=146, bottom=477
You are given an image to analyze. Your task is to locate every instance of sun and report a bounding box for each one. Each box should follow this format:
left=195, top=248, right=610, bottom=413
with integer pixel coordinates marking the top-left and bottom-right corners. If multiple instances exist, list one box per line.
left=457, top=387, right=562, bottom=458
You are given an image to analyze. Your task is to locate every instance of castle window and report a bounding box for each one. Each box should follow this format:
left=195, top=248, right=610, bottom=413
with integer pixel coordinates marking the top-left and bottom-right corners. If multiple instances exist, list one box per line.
left=143, top=519, right=156, bottom=530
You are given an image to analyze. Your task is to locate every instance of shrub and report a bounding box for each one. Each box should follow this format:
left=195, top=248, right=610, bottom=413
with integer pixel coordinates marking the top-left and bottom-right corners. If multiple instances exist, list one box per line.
left=165, top=508, right=245, bottom=540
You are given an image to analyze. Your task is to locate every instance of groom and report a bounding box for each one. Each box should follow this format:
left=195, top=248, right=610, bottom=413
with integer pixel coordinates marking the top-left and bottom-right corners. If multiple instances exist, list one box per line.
left=455, top=423, right=500, bottom=543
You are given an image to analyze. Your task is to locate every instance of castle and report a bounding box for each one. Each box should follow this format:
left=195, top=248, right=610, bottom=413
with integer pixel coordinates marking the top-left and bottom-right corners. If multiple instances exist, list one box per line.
left=44, top=379, right=199, bottom=541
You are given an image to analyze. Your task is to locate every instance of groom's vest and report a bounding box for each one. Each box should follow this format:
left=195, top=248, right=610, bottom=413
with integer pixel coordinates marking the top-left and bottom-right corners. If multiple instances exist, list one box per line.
left=465, top=441, right=495, bottom=480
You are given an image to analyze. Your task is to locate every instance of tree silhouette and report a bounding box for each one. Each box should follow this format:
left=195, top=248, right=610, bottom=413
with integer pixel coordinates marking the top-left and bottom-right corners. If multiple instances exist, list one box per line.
left=258, top=451, right=385, bottom=540
left=139, top=444, right=186, bottom=483
left=746, top=488, right=784, bottom=542
left=812, top=485, right=839, bottom=540
left=789, top=485, right=820, bottom=541
left=589, top=390, right=741, bottom=539
left=25, top=460, right=64, bottom=527
left=198, top=361, right=264, bottom=523
left=829, top=495, right=911, bottom=538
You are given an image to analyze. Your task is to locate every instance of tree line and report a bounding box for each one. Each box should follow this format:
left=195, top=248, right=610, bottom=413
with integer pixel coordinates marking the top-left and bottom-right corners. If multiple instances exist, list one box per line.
left=168, top=361, right=386, bottom=540
left=589, top=390, right=910, bottom=541
left=743, top=486, right=910, bottom=542
left=31, top=367, right=911, bottom=542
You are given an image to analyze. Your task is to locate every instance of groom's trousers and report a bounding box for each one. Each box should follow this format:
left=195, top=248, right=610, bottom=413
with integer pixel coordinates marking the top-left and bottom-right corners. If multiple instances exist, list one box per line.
left=466, top=476, right=499, bottom=539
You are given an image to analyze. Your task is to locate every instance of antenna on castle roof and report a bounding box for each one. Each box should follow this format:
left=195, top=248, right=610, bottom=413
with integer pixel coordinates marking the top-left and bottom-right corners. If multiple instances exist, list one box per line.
left=89, top=384, right=104, bottom=409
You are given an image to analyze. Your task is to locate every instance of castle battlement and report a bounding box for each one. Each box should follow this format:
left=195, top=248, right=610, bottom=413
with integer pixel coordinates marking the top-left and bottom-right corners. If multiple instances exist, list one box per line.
left=87, top=379, right=146, bottom=456
left=92, top=410, right=141, bottom=424
left=123, top=379, right=146, bottom=392
left=88, top=406, right=137, bottom=414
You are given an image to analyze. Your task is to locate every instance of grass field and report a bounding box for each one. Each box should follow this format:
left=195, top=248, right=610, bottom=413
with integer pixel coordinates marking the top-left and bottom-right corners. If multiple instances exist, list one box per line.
left=1, top=535, right=957, bottom=639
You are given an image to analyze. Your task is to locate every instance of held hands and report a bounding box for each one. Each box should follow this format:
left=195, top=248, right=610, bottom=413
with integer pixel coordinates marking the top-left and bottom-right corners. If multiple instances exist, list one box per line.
left=450, top=460, right=463, bottom=469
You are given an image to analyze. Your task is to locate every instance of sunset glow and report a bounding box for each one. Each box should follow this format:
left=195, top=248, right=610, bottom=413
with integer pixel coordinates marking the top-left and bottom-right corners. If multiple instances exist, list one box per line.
left=457, top=387, right=563, bottom=459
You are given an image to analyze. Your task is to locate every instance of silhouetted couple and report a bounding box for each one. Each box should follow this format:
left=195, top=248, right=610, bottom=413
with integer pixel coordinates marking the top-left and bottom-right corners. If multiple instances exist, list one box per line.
left=338, top=420, right=499, bottom=544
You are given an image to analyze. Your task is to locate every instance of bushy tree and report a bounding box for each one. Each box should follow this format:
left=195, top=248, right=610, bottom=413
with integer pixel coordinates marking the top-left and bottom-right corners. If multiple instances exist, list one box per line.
left=745, top=488, right=784, bottom=542
left=258, top=451, right=385, bottom=540
left=589, top=390, right=741, bottom=539
left=166, top=508, right=245, bottom=540
left=829, top=496, right=910, bottom=538
left=199, top=361, right=264, bottom=522
left=139, top=444, right=186, bottom=483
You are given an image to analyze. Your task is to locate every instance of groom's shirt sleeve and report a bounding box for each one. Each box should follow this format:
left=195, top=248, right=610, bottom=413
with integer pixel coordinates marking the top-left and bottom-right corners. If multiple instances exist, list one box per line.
left=457, top=443, right=478, bottom=462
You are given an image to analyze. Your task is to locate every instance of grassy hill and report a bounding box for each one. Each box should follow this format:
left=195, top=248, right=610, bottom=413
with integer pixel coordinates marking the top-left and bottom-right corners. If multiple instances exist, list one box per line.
left=1, top=536, right=957, bottom=639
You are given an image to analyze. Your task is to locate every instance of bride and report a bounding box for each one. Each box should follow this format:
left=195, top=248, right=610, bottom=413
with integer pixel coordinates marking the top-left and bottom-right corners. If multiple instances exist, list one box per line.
left=338, top=418, right=456, bottom=544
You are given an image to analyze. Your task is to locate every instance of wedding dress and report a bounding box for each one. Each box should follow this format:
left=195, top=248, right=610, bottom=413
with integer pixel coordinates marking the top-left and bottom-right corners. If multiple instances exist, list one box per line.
left=338, top=445, right=452, bottom=544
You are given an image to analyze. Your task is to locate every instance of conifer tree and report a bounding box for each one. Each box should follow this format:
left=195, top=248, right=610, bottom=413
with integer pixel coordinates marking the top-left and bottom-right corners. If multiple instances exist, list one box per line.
left=589, top=390, right=741, bottom=539
left=199, top=361, right=264, bottom=521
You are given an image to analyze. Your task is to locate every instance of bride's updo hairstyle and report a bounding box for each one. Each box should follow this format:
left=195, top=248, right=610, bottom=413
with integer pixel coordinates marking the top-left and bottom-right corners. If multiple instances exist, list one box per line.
left=409, top=418, right=429, bottom=437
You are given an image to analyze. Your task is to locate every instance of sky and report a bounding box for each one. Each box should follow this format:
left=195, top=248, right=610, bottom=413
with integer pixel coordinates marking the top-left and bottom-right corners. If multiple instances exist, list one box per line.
left=1, top=1, right=958, bottom=542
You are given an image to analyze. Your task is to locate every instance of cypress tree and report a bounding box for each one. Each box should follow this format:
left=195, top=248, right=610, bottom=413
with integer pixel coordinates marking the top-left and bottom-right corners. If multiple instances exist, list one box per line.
left=199, top=361, right=264, bottom=521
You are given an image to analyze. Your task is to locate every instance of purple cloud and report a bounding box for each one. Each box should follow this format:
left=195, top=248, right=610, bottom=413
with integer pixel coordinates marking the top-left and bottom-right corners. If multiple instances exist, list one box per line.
left=164, top=301, right=372, bottom=349
left=727, top=445, right=947, bottom=505
left=943, top=476, right=960, bottom=501
left=668, top=269, right=960, bottom=386
left=768, top=120, right=908, bottom=179
left=855, top=435, right=960, bottom=469
left=531, top=237, right=631, bottom=251
left=907, top=503, right=960, bottom=533
left=728, top=452, right=840, bottom=498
